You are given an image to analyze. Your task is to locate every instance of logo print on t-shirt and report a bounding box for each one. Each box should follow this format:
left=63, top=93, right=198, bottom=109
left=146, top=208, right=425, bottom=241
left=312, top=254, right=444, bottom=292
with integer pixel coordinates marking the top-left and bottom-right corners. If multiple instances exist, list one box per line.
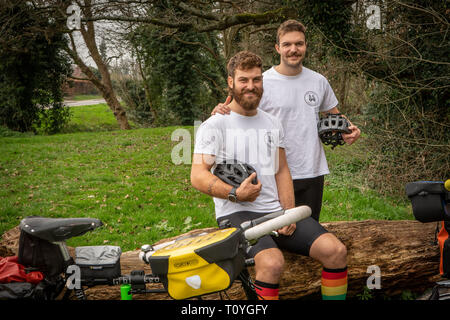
left=200, top=134, right=215, bottom=148
left=304, top=91, right=320, bottom=107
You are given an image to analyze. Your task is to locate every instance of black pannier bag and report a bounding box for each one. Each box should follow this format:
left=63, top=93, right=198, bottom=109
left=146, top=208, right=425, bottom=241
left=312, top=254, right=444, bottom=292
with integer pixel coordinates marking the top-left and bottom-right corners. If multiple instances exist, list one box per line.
left=405, top=181, right=450, bottom=223
left=75, top=246, right=122, bottom=285
left=17, top=229, right=65, bottom=278
left=0, top=277, right=65, bottom=300
left=406, top=181, right=450, bottom=278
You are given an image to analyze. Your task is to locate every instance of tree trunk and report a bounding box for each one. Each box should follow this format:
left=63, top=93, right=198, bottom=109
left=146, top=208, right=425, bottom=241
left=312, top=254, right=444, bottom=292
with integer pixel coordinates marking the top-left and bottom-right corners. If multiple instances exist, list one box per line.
left=0, top=220, right=442, bottom=300
left=339, top=69, right=349, bottom=111
left=65, top=1, right=130, bottom=130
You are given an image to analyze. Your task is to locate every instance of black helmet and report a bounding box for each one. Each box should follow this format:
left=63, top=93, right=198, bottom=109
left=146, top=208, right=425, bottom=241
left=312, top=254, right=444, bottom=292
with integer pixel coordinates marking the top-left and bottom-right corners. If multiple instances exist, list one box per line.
left=213, top=160, right=257, bottom=188
left=317, top=113, right=351, bottom=149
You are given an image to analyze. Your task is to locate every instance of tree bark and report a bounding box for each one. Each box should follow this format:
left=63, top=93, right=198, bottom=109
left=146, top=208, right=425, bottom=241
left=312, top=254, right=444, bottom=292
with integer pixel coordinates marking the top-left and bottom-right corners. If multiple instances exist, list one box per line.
left=0, top=220, right=442, bottom=300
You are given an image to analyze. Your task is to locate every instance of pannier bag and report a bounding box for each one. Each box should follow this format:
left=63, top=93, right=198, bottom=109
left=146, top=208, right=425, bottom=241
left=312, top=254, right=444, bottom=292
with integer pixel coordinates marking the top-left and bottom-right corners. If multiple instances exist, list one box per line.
left=405, top=181, right=449, bottom=223
left=75, top=246, right=122, bottom=285
left=148, top=228, right=245, bottom=300
left=0, top=257, right=64, bottom=300
left=406, top=181, right=450, bottom=278
left=17, top=229, right=65, bottom=278
left=0, top=256, right=44, bottom=284
left=0, top=277, right=65, bottom=300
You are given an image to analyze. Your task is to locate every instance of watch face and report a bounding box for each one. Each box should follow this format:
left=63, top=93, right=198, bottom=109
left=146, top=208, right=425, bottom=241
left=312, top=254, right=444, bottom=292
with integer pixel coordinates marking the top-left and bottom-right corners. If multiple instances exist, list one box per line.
left=228, top=194, right=237, bottom=202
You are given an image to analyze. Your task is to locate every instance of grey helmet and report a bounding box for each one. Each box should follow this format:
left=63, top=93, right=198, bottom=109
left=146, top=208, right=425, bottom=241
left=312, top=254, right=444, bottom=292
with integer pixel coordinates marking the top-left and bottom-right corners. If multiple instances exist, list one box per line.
left=213, top=160, right=258, bottom=188
left=317, top=113, right=351, bottom=149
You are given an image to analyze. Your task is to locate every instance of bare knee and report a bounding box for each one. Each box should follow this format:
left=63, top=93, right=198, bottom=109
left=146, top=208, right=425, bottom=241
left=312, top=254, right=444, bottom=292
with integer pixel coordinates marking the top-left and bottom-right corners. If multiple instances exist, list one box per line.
left=310, top=234, right=347, bottom=269
left=254, top=249, right=284, bottom=283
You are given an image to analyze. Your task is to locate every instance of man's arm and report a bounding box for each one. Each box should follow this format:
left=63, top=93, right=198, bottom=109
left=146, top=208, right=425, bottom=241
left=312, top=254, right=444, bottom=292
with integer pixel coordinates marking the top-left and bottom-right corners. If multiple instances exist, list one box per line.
left=323, top=106, right=361, bottom=145
left=274, top=147, right=296, bottom=236
left=191, top=153, right=233, bottom=199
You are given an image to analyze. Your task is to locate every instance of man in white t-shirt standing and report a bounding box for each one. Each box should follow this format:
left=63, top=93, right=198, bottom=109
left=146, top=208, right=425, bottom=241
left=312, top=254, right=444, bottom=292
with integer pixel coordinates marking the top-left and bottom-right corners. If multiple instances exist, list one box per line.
left=213, top=20, right=360, bottom=223
left=192, top=51, right=348, bottom=300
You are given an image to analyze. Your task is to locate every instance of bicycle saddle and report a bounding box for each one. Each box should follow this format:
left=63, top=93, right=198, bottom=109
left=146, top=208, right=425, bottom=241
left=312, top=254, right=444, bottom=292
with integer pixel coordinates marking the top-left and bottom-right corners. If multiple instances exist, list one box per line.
left=19, top=216, right=103, bottom=242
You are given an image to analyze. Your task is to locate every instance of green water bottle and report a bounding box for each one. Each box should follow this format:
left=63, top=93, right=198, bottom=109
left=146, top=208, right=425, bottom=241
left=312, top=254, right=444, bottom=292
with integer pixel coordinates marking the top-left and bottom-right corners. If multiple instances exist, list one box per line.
left=121, top=284, right=132, bottom=300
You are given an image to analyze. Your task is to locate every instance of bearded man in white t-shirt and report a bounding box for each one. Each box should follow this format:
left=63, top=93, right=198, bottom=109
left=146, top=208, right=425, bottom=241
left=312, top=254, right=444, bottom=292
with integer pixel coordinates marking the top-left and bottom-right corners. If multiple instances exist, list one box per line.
left=213, top=20, right=361, bottom=223
left=192, top=51, right=348, bottom=300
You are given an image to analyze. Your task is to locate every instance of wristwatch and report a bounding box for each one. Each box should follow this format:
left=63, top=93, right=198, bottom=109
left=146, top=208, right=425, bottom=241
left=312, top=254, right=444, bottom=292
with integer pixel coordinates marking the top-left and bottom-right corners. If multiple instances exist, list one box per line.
left=227, top=187, right=238, bottom=203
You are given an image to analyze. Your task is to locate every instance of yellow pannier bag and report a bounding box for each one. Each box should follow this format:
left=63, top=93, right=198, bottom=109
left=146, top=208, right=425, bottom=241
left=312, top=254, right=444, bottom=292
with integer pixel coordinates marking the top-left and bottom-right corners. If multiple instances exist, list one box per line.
left=149, top=228, right=245, bottom=299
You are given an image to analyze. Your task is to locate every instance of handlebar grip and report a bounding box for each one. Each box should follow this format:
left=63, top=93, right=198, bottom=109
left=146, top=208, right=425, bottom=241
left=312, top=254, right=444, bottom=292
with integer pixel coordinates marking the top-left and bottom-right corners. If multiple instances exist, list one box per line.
left=243, top=206, right=311, bottom=241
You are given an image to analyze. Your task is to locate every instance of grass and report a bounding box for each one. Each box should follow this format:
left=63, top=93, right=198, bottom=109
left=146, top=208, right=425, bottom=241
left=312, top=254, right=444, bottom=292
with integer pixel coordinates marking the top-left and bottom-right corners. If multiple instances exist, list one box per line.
left=321, top=140, right=411, bottom=221
left=0, top=104, right=413, bottom=251
left=61, top=104, right=136, bottom=133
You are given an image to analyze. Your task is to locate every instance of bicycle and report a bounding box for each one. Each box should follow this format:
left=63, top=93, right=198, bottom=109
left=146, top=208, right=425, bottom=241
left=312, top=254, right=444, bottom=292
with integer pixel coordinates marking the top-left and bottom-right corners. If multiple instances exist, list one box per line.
left=406, top=179, right=450, bottom=300
left=10, top=205, right=311, bottom=300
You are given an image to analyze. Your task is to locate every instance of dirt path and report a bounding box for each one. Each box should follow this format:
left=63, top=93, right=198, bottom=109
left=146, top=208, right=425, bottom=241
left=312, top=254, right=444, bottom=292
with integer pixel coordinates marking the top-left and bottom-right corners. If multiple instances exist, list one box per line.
left=63, top=99, right=106, bottom=107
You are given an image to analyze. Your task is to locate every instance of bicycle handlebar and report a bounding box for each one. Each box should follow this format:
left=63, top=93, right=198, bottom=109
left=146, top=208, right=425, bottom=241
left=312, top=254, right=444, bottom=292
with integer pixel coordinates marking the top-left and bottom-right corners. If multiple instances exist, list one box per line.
left=239, top=209, right=285, bottom=231
left=243, top=206, right=311, bottom=241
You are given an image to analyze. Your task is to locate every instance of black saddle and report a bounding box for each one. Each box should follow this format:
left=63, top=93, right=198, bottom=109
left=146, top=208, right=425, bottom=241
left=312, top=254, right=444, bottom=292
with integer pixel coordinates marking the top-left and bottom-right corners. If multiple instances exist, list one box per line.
left=19, top=216, right=103, bottom=242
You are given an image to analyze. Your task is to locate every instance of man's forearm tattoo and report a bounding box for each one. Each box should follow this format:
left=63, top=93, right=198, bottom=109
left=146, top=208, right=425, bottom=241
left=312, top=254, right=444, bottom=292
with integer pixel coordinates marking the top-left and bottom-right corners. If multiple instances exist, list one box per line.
left=207, top=177, right=219, bottom=196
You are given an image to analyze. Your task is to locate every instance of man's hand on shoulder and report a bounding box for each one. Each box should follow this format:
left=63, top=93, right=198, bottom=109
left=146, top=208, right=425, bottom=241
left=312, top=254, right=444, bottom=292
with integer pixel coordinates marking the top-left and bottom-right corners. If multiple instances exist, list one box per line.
left=211, top=96, right=232, bottom=115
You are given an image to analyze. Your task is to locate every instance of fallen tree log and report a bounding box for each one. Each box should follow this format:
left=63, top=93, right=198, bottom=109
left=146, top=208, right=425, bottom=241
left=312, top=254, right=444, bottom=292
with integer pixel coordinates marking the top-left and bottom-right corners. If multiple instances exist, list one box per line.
left=0, top=220, right=442, bottom=300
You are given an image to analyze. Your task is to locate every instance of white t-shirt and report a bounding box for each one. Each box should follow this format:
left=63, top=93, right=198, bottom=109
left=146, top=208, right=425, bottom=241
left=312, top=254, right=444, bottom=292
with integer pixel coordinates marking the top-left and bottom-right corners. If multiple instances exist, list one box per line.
left=259, top=66, right=338, bottom=179
left=193, top=110, right=285, bottom=219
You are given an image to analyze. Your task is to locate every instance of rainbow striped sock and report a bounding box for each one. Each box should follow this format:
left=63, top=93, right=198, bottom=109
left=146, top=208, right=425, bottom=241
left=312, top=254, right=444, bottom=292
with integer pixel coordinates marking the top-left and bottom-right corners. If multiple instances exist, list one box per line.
left=321, top=267, right=348, bottom=300
left=254, top=280, right=279, bottom=300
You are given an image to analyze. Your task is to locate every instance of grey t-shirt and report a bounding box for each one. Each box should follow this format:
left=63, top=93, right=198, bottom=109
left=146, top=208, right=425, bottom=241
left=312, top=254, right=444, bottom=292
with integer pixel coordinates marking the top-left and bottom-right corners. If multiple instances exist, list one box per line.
left=259, top=66, right=338, bottom=179
left=194, top=110, right=285, bottom=219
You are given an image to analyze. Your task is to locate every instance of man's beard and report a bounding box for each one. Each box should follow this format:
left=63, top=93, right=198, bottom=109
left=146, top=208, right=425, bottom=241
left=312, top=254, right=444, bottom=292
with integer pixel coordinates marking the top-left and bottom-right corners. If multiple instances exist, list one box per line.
left=231, top=85, right=263, bottom=111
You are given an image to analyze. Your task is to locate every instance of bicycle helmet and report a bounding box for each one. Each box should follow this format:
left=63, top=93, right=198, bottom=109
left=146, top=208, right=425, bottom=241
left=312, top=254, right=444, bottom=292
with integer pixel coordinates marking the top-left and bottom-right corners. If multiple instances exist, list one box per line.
left=317, top=113, right=352, bottom=149
left=213, top=160, right=257, bottom=188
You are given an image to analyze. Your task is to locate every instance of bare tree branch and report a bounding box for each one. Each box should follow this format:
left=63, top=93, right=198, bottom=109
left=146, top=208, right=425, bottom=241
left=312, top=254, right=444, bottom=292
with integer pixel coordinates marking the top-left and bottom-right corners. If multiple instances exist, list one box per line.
left=84, top=7, right=296, bottom=32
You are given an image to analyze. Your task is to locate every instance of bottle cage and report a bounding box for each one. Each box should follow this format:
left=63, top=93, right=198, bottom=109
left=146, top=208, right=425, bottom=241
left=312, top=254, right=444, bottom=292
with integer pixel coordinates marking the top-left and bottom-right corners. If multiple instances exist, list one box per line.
left=317, top=113, right=351, bottom=149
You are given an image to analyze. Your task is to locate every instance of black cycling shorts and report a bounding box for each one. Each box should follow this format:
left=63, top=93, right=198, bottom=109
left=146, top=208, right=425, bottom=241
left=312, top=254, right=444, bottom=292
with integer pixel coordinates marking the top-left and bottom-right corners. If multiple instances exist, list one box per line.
left=293, top=175, right=325, bottom=221
left=217, top=210, right=329, bottom=258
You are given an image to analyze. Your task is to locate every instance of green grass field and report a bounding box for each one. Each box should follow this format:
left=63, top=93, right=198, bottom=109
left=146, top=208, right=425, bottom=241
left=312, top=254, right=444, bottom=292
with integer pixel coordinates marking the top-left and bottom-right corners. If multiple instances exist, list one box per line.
left=0, top=104, right=413, bottom=251
left=61, top=104, right=136, bottom=133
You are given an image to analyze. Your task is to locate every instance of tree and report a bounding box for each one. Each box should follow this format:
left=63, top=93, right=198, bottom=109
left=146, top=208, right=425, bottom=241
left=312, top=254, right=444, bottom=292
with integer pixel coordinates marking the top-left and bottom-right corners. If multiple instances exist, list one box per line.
left=64, top=0, right=131, bottom=129
left=130, top=23, right=227, bottom=125
left=52, top=0, right=295, bottom=128
left=0, top=0, right=72, bottom=134
left=115, top=0, right=296, bottom=125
